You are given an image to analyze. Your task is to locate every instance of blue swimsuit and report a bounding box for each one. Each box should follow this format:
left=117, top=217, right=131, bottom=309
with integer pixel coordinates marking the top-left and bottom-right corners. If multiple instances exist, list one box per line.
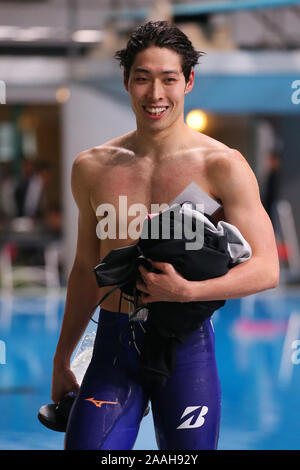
left=65, top=189, right=225, bottom=450
left=65, top=307, right=221, bottom=450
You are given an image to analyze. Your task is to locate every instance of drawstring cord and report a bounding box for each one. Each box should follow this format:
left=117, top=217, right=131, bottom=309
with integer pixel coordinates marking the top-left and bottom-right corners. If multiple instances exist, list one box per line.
left=118, top=284, right=149, bottom=359
left=88, top=279, right=149, bottom=366
left=88, top=284, right=123, bottom=324
left=113, top=288, right=124, bottom=366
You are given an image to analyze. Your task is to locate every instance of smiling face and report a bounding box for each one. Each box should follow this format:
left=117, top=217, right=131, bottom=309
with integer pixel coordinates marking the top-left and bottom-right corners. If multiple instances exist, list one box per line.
left=124, top=46, right=194, bottom=132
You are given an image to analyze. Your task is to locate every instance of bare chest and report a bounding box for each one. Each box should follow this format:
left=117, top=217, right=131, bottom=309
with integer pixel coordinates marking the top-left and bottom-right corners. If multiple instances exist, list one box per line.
left=90, top=156, right=223, bottom=244
left=91, top=157, right=215, bottom=213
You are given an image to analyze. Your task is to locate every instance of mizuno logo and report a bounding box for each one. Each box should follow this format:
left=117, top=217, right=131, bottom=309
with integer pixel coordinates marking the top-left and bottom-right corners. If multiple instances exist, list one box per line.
left=85, top=397, right=118, bottom=408
left=177, top=406, right=208, bottom=429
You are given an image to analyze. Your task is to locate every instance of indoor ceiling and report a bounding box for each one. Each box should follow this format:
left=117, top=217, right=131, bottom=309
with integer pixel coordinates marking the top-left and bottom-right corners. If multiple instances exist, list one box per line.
left=0, top=0, right=300, bottom=56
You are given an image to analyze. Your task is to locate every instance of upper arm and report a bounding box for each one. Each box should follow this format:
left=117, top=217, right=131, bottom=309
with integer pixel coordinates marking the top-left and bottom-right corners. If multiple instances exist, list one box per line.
left=71, top=152, right=100, bottom=270
left=209, top=150, right=279, bottom=274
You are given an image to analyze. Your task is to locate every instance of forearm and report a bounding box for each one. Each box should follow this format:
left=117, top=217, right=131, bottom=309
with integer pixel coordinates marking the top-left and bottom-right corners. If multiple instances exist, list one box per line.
left=184, top=258, right=279, bottom=302
left=53, top=265, right=100, bottom=366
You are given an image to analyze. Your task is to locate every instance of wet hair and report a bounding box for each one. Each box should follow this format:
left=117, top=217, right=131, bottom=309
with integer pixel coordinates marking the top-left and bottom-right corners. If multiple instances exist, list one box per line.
left=114, top=21, right=204, bottom=83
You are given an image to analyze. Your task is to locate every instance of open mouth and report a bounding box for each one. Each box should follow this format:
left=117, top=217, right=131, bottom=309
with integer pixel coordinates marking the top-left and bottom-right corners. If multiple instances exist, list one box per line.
left=142, top=106, right=169, bottom=118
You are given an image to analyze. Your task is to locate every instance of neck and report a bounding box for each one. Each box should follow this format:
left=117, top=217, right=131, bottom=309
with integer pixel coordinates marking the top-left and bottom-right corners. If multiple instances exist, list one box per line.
left=133, top=119, right=192, bottom=161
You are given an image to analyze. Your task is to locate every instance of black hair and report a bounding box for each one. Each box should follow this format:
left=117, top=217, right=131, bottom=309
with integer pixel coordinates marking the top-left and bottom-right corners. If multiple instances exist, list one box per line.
left=114, top=21, right=204, bottom=83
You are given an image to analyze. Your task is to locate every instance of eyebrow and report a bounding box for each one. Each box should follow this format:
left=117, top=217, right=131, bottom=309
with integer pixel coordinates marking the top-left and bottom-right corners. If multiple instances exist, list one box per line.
left=133, top=68, right=180, bottom=75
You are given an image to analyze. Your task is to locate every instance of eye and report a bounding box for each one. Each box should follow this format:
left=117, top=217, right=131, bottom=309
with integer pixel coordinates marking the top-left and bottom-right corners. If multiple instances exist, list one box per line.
left=136, top=77, right=147, bottom=81
left=165, top=78, right=176, bottom=83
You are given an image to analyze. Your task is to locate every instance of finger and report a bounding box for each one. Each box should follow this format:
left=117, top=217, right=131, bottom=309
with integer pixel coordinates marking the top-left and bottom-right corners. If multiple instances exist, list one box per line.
left=138, top=265, right=148, bottom=276
left=52, top=393, right=61, bottom=404
left=136, top=279, right=149, bottom=292
left=149, top=260, right=172, bottom=272
left=72, top=383, right=80, bottom=394
left=138, top=265, right=153, bottom=282
left=141, top=293, right=152, bottom=304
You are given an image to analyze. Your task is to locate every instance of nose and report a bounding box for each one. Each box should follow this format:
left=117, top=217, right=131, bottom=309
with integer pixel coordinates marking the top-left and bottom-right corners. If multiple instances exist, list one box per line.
left=147, top=79, right=164, bottom=102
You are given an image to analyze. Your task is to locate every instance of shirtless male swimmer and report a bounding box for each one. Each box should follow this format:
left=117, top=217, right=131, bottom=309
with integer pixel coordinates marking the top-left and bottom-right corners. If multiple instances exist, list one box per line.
left=51, top=21, right=279, bottom=450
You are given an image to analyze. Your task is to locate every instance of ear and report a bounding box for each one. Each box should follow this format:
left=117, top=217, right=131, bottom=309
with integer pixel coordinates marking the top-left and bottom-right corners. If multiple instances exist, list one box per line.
left=123, top=71, right=129, bottom=92
left=184, top=69, right=195, bottom=95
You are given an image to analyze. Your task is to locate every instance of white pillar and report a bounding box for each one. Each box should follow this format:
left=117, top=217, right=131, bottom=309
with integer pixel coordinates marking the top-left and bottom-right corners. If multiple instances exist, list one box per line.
left=61, top=84, right=136, bottom=278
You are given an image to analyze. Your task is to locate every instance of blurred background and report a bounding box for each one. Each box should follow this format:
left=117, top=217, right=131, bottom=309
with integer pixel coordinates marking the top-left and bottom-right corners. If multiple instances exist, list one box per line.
left=0, top=0, right=300, bottom=450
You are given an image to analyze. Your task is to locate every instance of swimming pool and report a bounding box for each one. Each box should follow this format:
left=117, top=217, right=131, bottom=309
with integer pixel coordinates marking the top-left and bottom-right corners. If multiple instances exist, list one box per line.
left=0, top=286, right=299, bottom=450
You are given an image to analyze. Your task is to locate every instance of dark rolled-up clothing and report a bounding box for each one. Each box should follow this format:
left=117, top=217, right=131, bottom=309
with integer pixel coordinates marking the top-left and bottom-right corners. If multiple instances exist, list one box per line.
left=93, top=202, right=251, bottom=389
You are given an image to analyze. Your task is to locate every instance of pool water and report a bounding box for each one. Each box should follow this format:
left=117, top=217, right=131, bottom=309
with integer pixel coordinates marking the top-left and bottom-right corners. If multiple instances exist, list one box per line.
left=0, top=287, right=299, bottom=450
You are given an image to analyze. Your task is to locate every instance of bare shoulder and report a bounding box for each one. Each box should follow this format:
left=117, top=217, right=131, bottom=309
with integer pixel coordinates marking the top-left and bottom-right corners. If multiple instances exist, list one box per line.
left=207, top=146, right=250, bottom=173
left=205, top=146, right=261, bottom=207
left=204, top=144, right=254, bottom=182
left=189, top=132, right=257, bottom=201
left=188, top=132, right=238, bottom=172
left=72, top=131, right=135, bottom=177
left=72, top=147, right=104, bottom=176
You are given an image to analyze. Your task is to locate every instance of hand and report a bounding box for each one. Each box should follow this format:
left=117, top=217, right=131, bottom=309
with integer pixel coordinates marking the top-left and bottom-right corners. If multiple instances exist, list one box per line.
left=51, top=363, right=80, bottom=404
left=136, top=260, right=190, bottom=304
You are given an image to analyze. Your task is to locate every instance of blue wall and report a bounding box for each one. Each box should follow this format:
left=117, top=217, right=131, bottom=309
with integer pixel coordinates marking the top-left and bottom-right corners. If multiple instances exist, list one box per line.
left=95, top=74, right=300, bottom=114
left=186, top=74, right=300, bottom=114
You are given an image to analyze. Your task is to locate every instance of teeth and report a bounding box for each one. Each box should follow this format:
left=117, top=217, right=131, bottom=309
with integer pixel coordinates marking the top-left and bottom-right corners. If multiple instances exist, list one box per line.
left=145, top=107, right=167, bottom=115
